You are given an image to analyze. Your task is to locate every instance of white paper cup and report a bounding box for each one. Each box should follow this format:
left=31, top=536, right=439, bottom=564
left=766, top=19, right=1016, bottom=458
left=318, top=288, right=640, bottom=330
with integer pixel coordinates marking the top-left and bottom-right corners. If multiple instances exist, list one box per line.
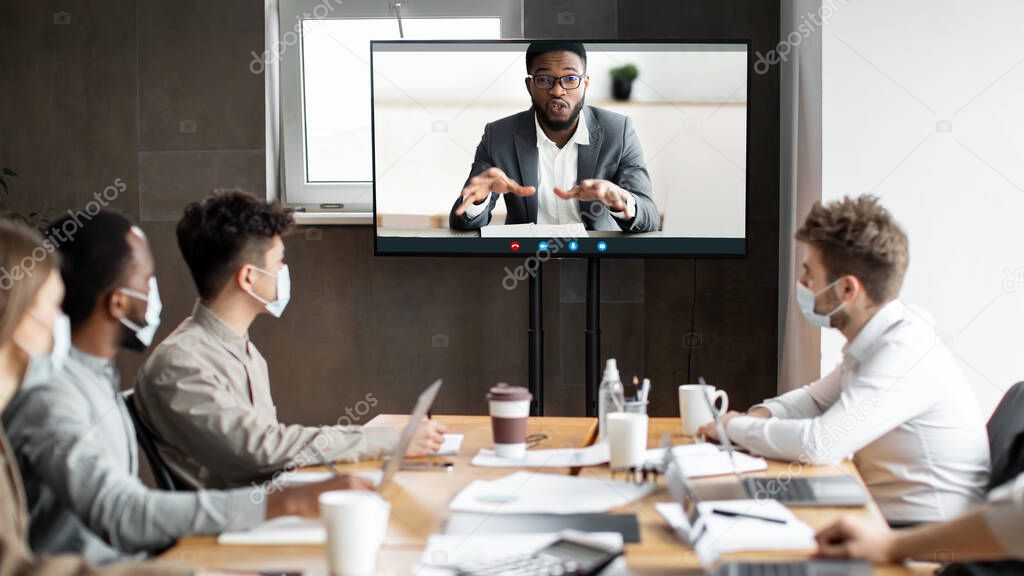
left=678, top=384, right=729, bottom=436
left=607, top=412, right=649, bottom=470
left=488, top=383, right=532, bottom=459
left=319, top=491, right=390, bottom=575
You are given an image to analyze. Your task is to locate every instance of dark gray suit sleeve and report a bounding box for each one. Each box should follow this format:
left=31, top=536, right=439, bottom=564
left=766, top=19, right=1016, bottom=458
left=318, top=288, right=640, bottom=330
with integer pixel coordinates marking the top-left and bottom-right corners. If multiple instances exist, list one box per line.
left=4, top=383, right=264, bottom=555
left=612, top=116, right=659, bottom=232
left=449, top=122, right=501, bottom=230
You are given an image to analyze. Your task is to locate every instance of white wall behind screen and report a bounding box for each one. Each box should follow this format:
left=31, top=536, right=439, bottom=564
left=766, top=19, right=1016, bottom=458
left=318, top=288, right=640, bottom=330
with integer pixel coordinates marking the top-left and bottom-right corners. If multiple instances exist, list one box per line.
left=822, top=0, right=1024, bottom=415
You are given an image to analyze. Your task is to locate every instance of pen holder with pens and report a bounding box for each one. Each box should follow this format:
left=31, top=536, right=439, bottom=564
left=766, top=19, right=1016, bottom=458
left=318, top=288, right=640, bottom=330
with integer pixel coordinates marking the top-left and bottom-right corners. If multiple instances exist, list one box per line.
left=622, top=399, right=648, bottom=415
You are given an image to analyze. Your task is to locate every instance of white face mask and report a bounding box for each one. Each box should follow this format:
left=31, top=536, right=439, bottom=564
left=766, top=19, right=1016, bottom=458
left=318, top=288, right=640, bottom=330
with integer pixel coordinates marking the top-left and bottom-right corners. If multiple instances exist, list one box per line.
left=16, top=311, right=71, bottom=387
left=119, top=276, right=163, bottom=348
left=247, top=264, right=290, bottom=318
left=796, top=278, right=845, bottom=328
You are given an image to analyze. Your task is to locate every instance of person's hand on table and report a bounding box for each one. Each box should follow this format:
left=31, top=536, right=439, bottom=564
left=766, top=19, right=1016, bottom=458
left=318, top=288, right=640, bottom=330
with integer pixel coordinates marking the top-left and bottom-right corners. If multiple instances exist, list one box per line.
left=265, top=474, right=375, bottom=518
left=406, top=417, right=447, bottom=456
left=695, top=410, right=743, bottom=442
left=816, top=514, right=896, bottom=563
left=553, top=179, right=634, bottom=219
left=454, top=167, right=536, bottom=216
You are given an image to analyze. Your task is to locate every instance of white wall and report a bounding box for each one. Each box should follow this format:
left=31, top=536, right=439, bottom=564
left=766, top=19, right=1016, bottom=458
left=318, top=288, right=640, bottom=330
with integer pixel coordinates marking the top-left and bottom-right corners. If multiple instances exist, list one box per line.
left=822, top=0, right=1024, bottom=416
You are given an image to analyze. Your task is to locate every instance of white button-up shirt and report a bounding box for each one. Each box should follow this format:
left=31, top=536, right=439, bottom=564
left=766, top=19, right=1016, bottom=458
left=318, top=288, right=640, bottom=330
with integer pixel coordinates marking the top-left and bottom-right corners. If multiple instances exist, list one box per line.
left=465, top=111, right=634, bottom=224
left=727, top=299, right=990, bottom=522
left=535, top=112, right=587, bottom=225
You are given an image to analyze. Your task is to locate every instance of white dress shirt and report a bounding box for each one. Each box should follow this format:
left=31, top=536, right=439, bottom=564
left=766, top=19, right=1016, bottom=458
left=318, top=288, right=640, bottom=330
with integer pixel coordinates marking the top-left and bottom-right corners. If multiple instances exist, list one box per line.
left=464, top=111, right=634, bottom=223
left=727, top=300, right=990, bottom=522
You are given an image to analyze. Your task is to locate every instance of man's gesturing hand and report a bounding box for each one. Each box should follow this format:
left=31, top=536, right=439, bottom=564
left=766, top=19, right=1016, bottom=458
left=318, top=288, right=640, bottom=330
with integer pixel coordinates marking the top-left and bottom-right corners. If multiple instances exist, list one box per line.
left=554, top=179, right=633, bottom=219
left=455, top=167, right=536, bottom=216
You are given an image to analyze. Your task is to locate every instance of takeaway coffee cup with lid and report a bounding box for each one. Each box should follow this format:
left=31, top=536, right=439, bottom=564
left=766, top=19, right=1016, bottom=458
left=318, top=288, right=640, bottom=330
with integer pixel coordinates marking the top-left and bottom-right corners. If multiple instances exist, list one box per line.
left=487, top=383, right=532, bottom=459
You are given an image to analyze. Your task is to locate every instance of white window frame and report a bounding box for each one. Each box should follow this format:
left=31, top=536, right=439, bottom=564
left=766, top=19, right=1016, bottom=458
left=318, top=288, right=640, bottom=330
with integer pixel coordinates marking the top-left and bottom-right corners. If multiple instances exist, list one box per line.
left=277, top=0, right=523, bottom=225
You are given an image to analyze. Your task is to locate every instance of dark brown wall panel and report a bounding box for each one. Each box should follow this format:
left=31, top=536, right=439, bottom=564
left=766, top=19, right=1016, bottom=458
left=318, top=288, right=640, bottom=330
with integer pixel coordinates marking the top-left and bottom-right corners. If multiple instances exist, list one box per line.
left=2, top=1, right=780, bottom=432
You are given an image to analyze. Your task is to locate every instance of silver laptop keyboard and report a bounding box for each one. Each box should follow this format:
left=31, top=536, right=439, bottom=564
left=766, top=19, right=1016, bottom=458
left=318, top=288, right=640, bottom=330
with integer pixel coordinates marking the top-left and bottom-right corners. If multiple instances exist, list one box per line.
left=743, top=477, right=815, bottom=502
left=734, top=562, right=810, bottom=576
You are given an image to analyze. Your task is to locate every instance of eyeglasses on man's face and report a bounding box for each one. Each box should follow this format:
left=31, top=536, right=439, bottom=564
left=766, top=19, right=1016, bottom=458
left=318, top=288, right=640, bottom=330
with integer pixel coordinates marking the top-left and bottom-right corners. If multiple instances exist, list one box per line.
left=527, top=74, right=587, bottom=90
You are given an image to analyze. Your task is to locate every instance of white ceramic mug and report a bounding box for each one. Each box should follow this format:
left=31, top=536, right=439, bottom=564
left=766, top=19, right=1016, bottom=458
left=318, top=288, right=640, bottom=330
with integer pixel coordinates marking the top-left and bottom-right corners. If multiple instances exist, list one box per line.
left=320, top=491, right=390, bottom=575
left=678, top=384, right=729, bottom=436
left=607, top=412, right=649, bottom=469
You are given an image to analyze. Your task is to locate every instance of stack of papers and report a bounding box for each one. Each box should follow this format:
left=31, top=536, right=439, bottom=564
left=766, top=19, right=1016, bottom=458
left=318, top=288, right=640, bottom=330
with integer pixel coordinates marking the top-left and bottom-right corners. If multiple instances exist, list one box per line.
left=449, top=471, right=655, bottom=515
left=656, top=498, right=815, bottom=561
left=471, top=443, right=609, bottom=468
left=645, top=443, right=767, bottom=478
left=480, top=223, right=589, bottom=239
left=416, top=532, right=624, bottom=576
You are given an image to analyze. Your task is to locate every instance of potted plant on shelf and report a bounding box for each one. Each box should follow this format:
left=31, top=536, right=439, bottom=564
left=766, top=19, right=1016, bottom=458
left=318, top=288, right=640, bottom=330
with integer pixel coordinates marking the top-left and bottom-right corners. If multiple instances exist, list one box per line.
left=610, top=63, right=639, bottom=101
left=0, top=168, right=49, bottom=229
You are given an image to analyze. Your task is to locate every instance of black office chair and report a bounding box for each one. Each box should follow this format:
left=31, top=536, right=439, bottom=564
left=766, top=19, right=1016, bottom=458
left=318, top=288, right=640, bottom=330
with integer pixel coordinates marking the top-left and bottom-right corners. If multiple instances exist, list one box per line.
left=121, top=389, right=179, bottom=492
left=938, top=382, right=1024, bottom=576
left=985, top=381, right=1024, bottom=491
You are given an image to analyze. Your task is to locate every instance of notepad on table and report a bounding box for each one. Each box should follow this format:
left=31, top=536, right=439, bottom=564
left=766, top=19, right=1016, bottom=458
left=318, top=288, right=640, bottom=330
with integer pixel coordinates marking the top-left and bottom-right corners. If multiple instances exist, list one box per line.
left=644, top=443, right=767, bottom=478
left=217, top=516, right=325, bottom=545
left=449, top=471, right=654, bottom=515
left=656, top=498, right=815, bottom=555
left=471, top=442, right=609, bottom=468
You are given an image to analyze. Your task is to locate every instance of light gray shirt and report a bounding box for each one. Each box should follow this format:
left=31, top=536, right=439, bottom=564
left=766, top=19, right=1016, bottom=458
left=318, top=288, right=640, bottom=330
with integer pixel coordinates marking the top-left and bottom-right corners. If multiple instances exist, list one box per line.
left=1, top=346, right=265, bottom=564
left=135, top=301, right=397, bottom=489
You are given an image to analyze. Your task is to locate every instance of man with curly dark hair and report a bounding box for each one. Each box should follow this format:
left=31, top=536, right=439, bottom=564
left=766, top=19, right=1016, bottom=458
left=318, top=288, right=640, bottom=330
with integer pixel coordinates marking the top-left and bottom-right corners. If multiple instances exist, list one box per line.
left=698, top=195, right=989, bottom=525
left=135, top=190, right=445, bottom=489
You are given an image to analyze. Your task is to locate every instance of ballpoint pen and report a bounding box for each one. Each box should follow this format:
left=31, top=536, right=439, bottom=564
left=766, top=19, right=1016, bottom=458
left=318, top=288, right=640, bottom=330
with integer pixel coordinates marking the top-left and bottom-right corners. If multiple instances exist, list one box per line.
left=711, top=508, right=787, bottom=525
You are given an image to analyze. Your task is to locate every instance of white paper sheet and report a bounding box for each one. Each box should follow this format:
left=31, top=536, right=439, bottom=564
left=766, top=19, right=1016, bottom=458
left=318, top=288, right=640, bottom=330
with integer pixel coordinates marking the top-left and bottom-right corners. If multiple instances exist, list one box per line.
left=217, top=516, right=325, bottom=545
left=432, top=433, right=464, bottom=456
left=480, top=222, right=589, bottom=239
left=655, top=498, right=815, bottom=557
left=273, top=469, right=383, bottom=487
left=471, top=443, right=610, bottom=468
left=644, top=443, right=767, bottom=477
left=416, top=532, right=624, bottom=576
left=449, top=471, right=655, bottom=515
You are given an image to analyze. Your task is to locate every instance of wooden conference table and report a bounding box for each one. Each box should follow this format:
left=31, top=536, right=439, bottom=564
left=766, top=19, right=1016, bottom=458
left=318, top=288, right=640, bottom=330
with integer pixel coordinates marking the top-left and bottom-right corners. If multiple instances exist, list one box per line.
left=159, top=415, right=928, bottom=575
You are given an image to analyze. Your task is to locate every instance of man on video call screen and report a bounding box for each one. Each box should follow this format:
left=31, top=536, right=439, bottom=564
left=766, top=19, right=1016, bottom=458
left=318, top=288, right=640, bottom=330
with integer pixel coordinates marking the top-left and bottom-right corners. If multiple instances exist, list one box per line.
left=449, top=40, right=660, bottom=233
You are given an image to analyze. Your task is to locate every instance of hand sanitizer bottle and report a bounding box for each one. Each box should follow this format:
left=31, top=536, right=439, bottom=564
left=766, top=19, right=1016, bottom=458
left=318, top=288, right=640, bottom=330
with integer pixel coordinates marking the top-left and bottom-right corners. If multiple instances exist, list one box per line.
left=598, top=358, right=625, bottom=441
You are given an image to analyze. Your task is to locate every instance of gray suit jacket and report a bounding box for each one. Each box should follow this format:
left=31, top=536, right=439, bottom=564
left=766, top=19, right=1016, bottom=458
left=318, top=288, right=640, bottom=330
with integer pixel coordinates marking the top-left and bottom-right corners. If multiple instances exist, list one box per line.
left=449, top=106, right=659, bottom=232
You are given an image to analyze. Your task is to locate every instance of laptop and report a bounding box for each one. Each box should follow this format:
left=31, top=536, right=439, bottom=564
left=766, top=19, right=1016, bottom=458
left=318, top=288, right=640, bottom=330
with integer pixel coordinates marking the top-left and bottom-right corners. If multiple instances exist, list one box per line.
left=697, top=378, right=868, bottom=507
left=374, top=378, right=443, bottom=491
left=309, top=379, right=442, bottom=490
left=660, top=435, right=873, bottom=576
